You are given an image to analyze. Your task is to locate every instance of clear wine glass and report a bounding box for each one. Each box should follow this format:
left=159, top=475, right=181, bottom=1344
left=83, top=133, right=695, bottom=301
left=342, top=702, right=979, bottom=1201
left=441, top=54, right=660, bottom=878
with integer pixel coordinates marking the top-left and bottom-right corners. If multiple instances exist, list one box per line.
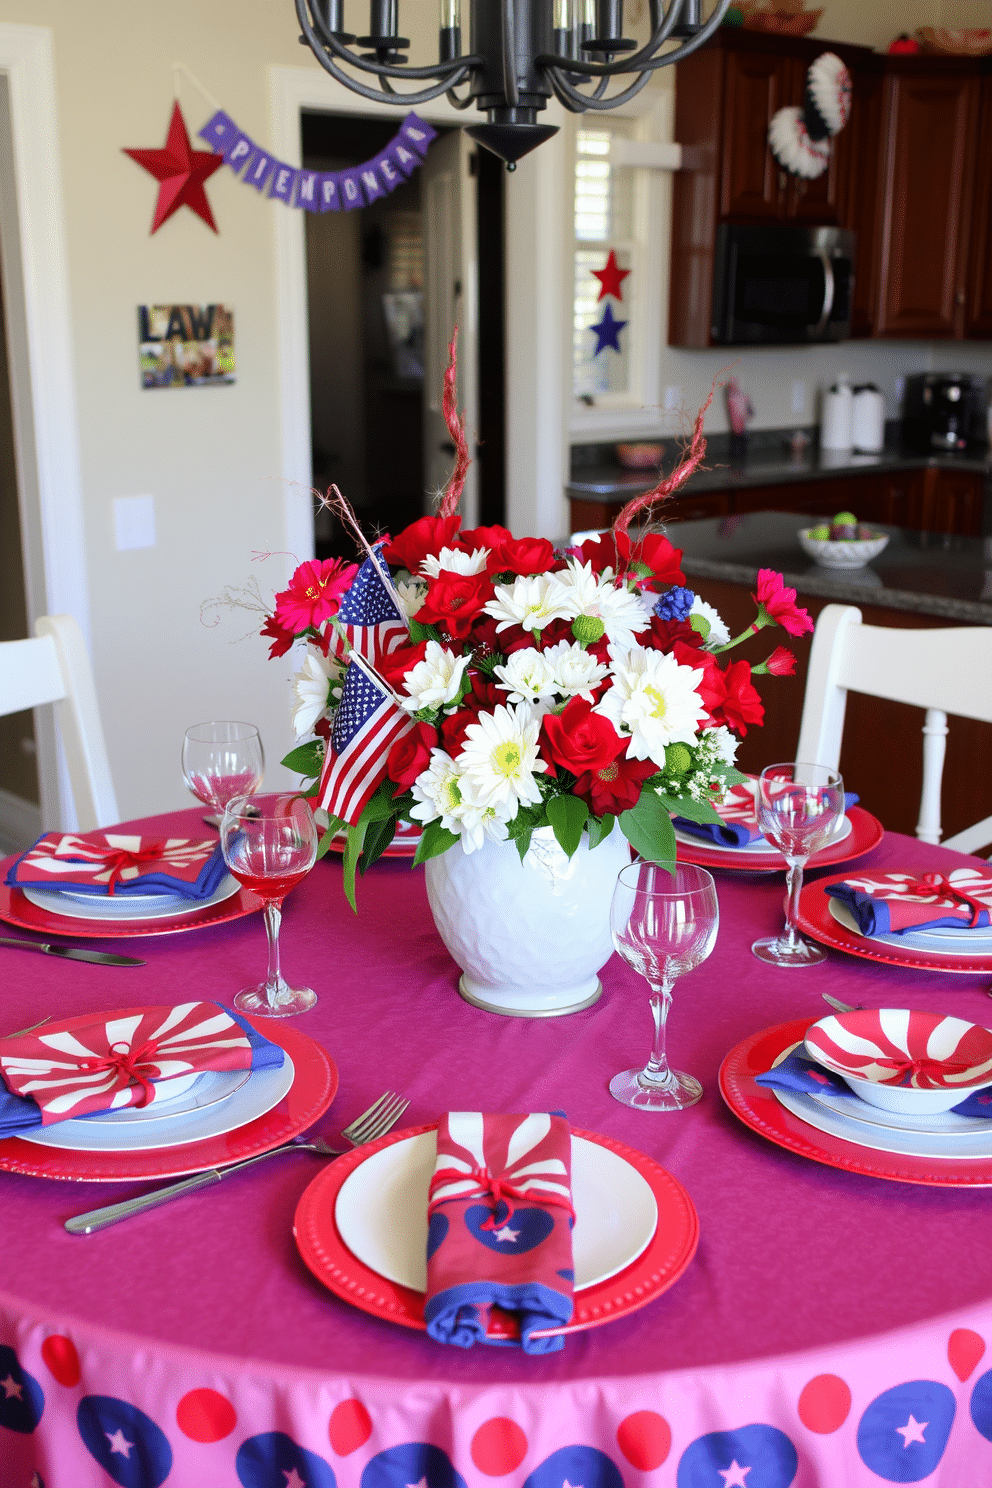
left=609, top=861, right=719, bottom=1112
left=182, top=721, right=264, bottom=817
left=220, top=794, right=318, bottom=1017
left=751, top=762, right=845, bottom=968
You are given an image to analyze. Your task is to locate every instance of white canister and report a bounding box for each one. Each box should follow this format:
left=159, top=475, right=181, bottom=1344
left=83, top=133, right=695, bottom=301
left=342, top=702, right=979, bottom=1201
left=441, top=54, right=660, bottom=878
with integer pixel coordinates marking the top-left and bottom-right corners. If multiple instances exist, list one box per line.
left=852, top=385, right=885, bottom=452
left=820, top=381, right=853, bottom=451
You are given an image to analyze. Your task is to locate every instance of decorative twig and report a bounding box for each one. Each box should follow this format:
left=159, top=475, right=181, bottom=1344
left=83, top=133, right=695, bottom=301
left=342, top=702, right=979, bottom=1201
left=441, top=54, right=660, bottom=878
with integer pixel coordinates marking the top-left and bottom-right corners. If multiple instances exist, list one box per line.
left=436, top=328, right=471, bottom=519
left=611, top=378, right=719, bottom=543
left=319, top=484, right=407, bottom=615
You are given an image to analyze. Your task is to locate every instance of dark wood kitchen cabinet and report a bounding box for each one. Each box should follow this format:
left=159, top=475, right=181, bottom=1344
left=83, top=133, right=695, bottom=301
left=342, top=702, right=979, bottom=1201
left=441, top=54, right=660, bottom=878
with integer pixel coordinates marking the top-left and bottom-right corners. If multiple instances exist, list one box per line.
left=871, top=61, right=981, bottom=339
left=670, top=29, right=875, bottom=347
left=965, top=77, right=992, bottom=339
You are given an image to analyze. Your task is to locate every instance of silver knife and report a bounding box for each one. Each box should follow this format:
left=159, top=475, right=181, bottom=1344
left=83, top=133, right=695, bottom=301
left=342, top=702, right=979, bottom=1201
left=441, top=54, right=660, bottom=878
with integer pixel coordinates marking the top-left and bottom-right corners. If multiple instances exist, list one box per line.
left=0, top=937, right=144, bottom=967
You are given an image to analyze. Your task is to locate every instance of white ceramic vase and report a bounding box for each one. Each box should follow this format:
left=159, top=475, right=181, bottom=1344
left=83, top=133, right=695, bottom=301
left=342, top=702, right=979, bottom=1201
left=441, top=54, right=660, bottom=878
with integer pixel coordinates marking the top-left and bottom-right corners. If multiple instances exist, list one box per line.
left=424, top=824, right=631, bottom=1018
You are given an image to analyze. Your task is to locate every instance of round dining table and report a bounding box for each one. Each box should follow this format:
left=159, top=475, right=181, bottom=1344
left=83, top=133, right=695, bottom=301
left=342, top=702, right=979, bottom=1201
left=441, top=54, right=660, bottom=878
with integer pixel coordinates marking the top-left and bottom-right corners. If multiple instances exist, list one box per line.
left=2, top=807, right=992, bottom=1488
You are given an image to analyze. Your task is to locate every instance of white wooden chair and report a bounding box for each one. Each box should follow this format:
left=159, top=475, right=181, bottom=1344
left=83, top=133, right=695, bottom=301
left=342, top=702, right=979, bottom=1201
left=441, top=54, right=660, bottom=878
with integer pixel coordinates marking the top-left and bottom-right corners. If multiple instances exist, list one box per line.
left=0, top=615, right=118, bottom=830
left=796, top=604, right=992, bottom=854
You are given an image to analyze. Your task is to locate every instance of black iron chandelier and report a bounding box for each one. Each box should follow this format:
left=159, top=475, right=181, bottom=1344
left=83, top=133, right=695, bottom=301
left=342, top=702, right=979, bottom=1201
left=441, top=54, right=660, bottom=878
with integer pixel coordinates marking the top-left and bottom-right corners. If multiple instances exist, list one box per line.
left=295, top=0, right=732, bottom=164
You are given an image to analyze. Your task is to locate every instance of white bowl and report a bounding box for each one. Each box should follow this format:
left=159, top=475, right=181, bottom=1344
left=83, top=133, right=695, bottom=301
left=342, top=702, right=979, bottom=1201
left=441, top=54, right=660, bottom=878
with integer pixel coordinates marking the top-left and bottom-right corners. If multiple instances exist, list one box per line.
left=805, top=1009, right=992, bottom=1114
left=798, top=527, right=889, bottom=569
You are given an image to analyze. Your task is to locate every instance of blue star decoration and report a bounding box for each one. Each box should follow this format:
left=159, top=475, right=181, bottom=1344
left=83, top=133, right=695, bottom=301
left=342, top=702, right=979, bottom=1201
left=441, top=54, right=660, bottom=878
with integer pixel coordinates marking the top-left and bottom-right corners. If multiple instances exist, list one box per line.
left=590, top=303, right=627, bottom=357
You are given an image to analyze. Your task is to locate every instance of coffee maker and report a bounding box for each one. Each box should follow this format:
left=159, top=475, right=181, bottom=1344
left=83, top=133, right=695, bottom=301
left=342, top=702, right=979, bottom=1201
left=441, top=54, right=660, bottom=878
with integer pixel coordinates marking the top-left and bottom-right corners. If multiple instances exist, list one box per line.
left=902, top=373, right=990, bottom=453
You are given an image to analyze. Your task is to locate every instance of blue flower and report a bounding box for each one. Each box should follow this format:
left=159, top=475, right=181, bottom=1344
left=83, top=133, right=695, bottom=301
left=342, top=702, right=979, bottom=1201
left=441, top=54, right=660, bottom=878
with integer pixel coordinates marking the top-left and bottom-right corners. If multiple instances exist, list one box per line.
left=655, top=587, right=695, bottom=622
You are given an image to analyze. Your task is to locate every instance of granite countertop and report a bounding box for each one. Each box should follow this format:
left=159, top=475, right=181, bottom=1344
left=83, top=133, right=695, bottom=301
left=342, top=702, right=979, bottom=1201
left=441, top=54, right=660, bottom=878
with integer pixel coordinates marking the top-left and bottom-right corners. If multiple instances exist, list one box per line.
left=666, top=510, right=992, bottom=625
left=568, top=428, right=991, bottom=502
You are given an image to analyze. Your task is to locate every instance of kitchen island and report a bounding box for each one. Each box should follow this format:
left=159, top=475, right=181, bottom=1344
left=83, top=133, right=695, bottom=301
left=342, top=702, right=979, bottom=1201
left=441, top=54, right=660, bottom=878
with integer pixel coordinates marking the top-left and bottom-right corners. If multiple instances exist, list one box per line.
left=568, top=429, right=991, bottom=539
left=662, top=510, right=992, bottom=846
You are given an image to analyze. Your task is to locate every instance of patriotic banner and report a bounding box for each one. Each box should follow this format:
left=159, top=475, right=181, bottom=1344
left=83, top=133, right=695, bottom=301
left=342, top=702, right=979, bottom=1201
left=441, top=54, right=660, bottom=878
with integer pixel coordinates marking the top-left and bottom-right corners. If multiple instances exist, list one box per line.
left=331, top=542, right=408, bottom=667
left=425, top=1112, right=575, bottom=1353
left=196, top=108, right=437, bottom=213
left=317, top=662, right=413, bottom=827
left=6, top=832, right=227, bottom=900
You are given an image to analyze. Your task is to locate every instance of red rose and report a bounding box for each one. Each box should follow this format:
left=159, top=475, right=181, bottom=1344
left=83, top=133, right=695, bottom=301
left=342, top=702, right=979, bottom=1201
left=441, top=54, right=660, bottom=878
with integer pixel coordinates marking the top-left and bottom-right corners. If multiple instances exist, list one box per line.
left=416, top=571, right=494, bottom=640
left=573, top=749, right=657, bottom=817
left=753, top=569, right=814, bottom=638
left=540, top=697, right=624, bottom=777
left=464, top=671, right=504, bottom=711
left=644, top=614, right=698, bottom=653
left=386, top=721, right=437, bottom=791
left=378, top=639, right=429, bottom=692
left=382, top=514, right=463, bottom=574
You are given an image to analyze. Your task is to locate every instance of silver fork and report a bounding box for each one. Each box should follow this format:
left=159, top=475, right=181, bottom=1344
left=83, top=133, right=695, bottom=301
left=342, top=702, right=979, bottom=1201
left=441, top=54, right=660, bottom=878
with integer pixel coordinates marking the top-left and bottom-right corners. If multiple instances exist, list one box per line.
left=64, top=1090, right=410, bottom=1236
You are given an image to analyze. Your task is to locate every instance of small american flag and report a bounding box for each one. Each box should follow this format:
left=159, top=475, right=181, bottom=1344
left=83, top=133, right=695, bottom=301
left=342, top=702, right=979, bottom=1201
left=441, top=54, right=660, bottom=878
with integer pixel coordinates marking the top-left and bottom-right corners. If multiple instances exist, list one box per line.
left=331, top=541, right=407, bottom=667
left=317, top=660, right=413, bottom=826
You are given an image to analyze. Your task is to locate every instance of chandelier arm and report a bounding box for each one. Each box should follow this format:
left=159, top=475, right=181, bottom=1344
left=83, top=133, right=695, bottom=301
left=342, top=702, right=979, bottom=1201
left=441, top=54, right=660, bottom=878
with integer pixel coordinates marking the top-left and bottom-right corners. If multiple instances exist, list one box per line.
left=296, top=0, right=483, bottom=84
left=635, top=1, right=735, bottom=70
left=547, top=69, right=610, bottom=112
left=546, top=66, right=654, bottom=111
left=445, top=84, right=476, bottom=109
left=534, top=0, right=684, bottom=79
left=503, top=0, right=520, bottom=108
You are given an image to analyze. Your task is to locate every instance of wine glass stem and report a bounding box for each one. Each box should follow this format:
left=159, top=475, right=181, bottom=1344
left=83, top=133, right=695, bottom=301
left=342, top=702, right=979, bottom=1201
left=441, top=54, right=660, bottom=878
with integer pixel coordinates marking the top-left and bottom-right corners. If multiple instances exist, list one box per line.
left=263, top=899, right=286, bottom=998
left=643, top=976, right=677, bottom=1089
left=783, top=857, right=807, bottom=947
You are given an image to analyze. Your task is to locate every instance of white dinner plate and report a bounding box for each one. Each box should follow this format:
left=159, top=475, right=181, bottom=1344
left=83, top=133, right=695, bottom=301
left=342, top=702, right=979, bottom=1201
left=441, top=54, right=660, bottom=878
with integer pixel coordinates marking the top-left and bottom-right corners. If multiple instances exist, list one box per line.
left=19, top=1055, right=294, bottom=1152
left=20, top=874, right=240, bottom=922
left=827, top=897, right=992, bottom=957
left=674, top=813, right=852, bottom=857
left=334, top=1131, right=658, bottom=1293
left=804, top=1087, right=992, bottom=1138
left=773, top=1085, right=992, bottom=1160
left=79, top=1067, right=252, bottom=1125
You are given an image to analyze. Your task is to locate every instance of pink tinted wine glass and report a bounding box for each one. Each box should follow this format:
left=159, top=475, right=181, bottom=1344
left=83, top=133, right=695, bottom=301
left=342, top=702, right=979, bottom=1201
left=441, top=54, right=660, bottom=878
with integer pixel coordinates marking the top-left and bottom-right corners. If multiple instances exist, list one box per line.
left=182, top=721, right=264, bottom=814
left=220, top=794, right=318, bottom=1017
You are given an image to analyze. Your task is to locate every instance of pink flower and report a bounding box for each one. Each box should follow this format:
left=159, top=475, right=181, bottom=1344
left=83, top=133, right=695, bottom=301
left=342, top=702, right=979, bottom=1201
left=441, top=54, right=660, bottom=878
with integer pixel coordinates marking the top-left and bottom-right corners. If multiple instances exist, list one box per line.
left=752, top=570, right=814, bottom=637
left=273, top=558, right=359, bottom=634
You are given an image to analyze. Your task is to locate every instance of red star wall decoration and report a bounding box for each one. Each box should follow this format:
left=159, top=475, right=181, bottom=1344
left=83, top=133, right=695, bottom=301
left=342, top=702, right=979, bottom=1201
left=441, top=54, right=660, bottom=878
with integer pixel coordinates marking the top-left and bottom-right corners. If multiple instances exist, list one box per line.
left=591, top=249, right=631, bottom=302
left=123, top=102, right=223, bottom=234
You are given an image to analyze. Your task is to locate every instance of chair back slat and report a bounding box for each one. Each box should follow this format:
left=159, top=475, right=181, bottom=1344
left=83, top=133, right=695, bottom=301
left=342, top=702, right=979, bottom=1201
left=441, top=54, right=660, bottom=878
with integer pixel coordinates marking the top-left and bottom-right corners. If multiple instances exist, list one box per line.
left=0, top=636, right=66, bottom=715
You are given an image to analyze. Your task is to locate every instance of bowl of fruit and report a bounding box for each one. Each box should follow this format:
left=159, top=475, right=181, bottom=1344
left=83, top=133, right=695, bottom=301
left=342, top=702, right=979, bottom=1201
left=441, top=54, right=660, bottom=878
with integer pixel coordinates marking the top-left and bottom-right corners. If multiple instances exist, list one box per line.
left=798, top=513, right=889, bottom=569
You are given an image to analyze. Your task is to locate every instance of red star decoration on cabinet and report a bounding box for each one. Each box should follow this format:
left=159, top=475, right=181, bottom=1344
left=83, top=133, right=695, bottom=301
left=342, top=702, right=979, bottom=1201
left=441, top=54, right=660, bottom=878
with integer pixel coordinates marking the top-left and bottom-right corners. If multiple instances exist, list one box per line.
left=123, top=102, right=223, bottom=233
left=591, top=249, right=631, bottom=302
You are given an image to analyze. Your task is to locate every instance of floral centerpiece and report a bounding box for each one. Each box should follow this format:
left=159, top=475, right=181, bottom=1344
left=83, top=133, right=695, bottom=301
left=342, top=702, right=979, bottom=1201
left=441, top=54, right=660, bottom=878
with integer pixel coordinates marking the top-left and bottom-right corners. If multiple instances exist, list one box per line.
left=259, top=343, right=813, bottom=924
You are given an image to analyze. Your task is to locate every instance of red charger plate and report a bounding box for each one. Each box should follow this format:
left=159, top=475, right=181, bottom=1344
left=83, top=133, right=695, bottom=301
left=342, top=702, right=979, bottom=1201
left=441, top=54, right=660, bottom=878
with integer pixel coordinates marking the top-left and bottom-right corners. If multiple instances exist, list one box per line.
left=676, top=805, right=883, bottom=875
left=720, top=1017, right=992, bottom=1187
left=0, top=880, right=264, bottom=939
left=795, top=875, right=992, bottom=975
left=294, top=1123, right=699, bottom=1340
left=0, top=1017, right=337, bottom=1182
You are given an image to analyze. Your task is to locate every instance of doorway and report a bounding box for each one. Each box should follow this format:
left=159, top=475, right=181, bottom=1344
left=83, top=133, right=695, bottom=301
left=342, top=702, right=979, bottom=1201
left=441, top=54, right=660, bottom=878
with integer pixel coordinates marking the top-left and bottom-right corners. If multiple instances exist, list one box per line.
left=301, top=111, right=504, bottom=560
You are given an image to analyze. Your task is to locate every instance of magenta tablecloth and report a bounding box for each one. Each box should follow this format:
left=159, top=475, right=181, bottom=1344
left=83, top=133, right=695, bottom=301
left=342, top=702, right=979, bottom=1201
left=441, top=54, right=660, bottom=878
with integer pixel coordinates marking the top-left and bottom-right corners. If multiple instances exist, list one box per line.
left=2, top=809, right=992, bottom=1487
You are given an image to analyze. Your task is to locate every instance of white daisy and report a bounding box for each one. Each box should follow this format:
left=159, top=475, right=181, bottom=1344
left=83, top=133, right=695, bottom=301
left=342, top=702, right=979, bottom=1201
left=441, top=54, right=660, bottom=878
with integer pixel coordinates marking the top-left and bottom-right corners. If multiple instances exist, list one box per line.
left=290, top=647, right=337, bottom=739
left=420, top=546, right=491, bottom=578
left=689, top=596, right=730, bottom=650
left=555, top=559, right=652, bottom=649
left=542, top=639, right=610, bottom=700
left=409, top=750, right=471, bottom=834
left=493, top=647, right=558, bottom=704
left=457, top=703, right=547, bottom=812
left=395, top=577, right=428, bottom=621
left=596, top=647, right=707, bottom=766
left=400, top=640, right=470, bottom=712
left=484, top=573, right=573, bottom=634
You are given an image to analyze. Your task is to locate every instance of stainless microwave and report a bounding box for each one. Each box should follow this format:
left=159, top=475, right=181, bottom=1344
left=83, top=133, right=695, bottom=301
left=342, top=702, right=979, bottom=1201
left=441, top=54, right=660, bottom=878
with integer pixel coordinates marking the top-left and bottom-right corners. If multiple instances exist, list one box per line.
left=711, top=224, right=855, bottom=345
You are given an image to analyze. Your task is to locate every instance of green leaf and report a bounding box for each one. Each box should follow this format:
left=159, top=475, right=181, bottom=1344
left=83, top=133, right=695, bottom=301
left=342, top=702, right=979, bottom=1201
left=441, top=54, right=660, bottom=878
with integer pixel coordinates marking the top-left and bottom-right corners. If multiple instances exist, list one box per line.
left=657, top=792, right=723, bottom=826
left=512, top=824, right=535, bottom=862
left=412, top=819, right=460, bottom=865
left=359, top=813, right=397, bottom=873
left=341, top=819, right=369, bottom=911
left=585, top=812, right=616, bottom=849
left=281, top=740, right=324, bottom=779
left=546, top=793, right=589, bottom=857
left=408, top=618, right=442, bottom=644
left=619, top=792, right=676, bottom=873
left=362, top=780, right=399, bottom=823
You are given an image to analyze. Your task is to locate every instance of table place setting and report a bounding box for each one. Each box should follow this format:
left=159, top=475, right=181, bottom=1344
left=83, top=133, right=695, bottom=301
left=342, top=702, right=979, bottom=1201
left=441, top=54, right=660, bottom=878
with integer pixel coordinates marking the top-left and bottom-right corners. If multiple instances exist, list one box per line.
left=720, top=1001, right=992, bottom=1185
left=795, top=863, right=992, bottom=974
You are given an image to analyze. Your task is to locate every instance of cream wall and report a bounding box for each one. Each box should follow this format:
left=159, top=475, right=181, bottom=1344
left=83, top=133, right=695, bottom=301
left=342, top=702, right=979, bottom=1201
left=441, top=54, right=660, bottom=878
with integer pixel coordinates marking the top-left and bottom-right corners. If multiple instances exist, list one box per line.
left=0, top=1, right=441, bottom=822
